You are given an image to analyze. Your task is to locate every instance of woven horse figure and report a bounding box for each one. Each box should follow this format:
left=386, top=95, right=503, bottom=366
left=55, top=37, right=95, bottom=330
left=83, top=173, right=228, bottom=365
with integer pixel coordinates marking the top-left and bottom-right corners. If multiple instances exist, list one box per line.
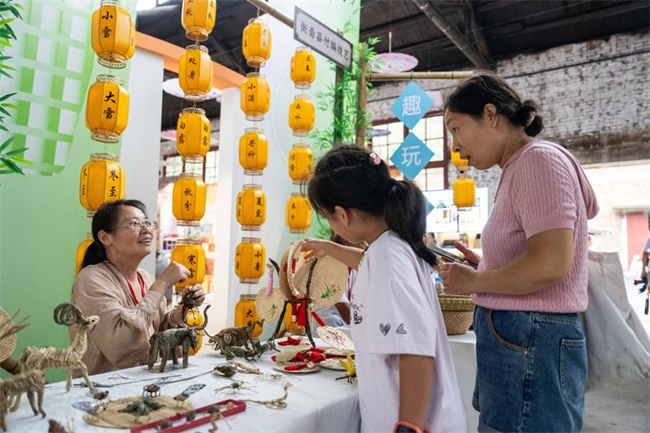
left=0, top=370, right=46, bottom=429
left=147, top=305, right=211, bottom=372
left=18, top=303, right=99, bottom=393
left=207, top=320, right=264, bottom=360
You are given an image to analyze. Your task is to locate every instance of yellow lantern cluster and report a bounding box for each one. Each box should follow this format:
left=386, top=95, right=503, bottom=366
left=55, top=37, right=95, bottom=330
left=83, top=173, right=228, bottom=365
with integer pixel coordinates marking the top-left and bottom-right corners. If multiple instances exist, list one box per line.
left=235, top=237, right=266, bottom=284
left=242, top=18, right=272, bottom=68
left=173, top=173, right=207, bottom=227
left=240, top=72, right=270, bottom=122
left=169, top=1, right=215, bottom=302
left=286, top=193, right=312, bottom=234
left=75, top=234, right=93, bottom=276
left=235, top=19, right=272, bottom=289
left=185, top=309, right=205, bottom=355
left=288, top=95, right=315, bottom=137
left=182, top=0, right=217, bottom=43
left=236, top=184, right=266, bottom=231
left=235, top=294, right=263, bottom=337
left=177, top=107, right=211, bottom=162
left=91, top=0, right=135, bottom=69
left=285, top=47, right=317, bottom=234
left=78, top=0, right=135, bottom=275
left=79, top=153, right=126, bottom=217
left=239, top=128, right=268, bottom=176
left=451, top=150, right=475, bottom=208
left=179, top=45, right=214, bottom=100
left=86, top=75, right=130, bottom=144
left=288, top=144, right=314, bottom=185
left=291, top=47, right=316, bottom=89
left=172, top=239, right=206, bottom=292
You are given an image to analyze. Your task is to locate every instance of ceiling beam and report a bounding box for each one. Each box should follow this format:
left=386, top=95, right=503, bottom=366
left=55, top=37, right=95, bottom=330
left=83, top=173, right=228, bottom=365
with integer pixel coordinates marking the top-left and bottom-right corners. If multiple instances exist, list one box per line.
left=207, top=35, right=245, bottom=74
left=392, top=35, right=454, bottom=54
left=484, top=1, right=649, bottom=39
left=361, top=14, right=430, bottom=39
left=410, top=0, right=490, bottom=68
left=463, top=0, right=492, bottom=65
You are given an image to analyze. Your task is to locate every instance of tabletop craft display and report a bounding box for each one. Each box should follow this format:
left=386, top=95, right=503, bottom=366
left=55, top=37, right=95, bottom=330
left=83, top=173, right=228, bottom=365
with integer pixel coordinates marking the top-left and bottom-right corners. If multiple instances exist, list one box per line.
left=258, top=241, right=349, bottom=347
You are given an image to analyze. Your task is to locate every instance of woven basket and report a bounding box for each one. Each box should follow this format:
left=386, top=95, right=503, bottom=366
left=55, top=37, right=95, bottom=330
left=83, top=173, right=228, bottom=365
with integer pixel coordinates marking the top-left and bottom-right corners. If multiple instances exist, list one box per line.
left=438, top=294, right=474, bottom=335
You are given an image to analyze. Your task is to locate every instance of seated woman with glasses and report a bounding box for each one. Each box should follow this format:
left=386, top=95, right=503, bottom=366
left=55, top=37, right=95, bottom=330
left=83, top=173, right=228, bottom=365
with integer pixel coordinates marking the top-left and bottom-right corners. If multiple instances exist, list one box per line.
left=70, top=199, right=205, bottom=375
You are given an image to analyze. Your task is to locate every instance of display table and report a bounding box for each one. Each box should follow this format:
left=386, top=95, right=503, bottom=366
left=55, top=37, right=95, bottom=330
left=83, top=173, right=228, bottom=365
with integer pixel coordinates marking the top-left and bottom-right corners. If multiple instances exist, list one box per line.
left=6, top=339, right=360, bottom=433
left=448, top=331, right=479, bottom=432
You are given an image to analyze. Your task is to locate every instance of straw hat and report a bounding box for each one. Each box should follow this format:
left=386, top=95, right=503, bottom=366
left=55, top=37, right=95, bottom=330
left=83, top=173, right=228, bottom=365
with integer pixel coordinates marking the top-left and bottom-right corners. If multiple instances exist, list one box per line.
left=255, top=287, right=288, bottom=321
left=0, top=307, right=18, bottom=363
left=292, top=255, right=348, bottom=308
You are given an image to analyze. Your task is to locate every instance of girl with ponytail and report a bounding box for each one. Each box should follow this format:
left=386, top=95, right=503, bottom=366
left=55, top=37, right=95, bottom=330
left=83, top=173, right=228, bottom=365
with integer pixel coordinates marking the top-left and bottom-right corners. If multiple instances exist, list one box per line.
left=302, top=145, right=467, bottom=433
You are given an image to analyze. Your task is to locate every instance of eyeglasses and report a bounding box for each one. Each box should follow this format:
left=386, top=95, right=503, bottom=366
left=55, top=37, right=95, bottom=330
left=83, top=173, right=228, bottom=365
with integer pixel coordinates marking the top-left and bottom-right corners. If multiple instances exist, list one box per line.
left=115, top=220, right=159, bottom=232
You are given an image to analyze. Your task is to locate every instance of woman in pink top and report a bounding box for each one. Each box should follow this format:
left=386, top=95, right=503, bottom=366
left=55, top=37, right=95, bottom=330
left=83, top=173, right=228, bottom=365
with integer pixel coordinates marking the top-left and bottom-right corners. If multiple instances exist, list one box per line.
left=440, top=74, right=598, bottom=432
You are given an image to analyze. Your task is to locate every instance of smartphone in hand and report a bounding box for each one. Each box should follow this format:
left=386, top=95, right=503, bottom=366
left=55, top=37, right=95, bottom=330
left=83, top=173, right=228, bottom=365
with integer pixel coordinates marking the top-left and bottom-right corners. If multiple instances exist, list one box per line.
left=428, top=244, right=478, bottom=269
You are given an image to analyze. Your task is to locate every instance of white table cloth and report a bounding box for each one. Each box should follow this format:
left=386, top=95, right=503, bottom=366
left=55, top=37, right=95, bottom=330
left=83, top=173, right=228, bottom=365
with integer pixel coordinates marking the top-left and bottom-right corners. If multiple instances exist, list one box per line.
left=5, top=339, right=360, bottom=433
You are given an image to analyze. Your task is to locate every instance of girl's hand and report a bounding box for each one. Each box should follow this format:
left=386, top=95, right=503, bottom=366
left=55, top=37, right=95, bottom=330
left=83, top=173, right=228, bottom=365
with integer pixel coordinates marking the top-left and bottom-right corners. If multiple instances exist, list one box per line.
left=301, top=238, right=333, bottom=261
left=453, top=241, right=481, bottom=267
left=439, top=262, right=479, bottom=295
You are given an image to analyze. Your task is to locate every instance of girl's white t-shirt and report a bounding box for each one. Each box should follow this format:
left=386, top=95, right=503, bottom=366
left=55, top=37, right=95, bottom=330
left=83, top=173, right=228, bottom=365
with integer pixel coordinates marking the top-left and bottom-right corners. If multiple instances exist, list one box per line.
left=351, top=231, right=468, bottom=433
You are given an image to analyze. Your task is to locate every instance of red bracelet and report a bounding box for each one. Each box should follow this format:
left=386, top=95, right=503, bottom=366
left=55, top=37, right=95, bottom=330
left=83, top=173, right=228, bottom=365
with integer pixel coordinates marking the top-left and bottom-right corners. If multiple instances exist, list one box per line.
left=393, top=421, right=423, bottom=433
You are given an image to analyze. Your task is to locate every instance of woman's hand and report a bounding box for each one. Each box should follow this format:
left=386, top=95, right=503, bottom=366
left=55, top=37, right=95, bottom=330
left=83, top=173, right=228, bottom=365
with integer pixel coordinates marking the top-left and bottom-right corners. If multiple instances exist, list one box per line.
left=439, top=262, right=480, bottom=295
left=301, top=238, right=333, bottom=261
left=453, top=241, right=481, bottom=267
left=181, top=285, right=206, bottom=307
left=159, top=262, right=191, bottom=287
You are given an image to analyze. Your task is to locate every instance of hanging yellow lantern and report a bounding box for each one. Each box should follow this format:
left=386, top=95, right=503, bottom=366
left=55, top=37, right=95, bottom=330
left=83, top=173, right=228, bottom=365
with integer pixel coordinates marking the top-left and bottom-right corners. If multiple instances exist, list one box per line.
left=86, top=75, right=130, bottom=143
left=75, top=235, right=93, bottom=276
left=235, top=237, right=265, bottom=284
left=453, top=174, right=476, bottom=208
left=179, top=45, right=213, bottom=100
left=182, top=0, right=217, bottom=42
left=242, top=18, right=272, bottom=68
left=236, top=184, right=266, bottom=231
left=173, top=173, right=207, bottom=227
left=288, top=144, right=314, bottom=185
left=91, top=0, right=135, bottom=69
left=286, top=193, right=312, bottom=234
left=171, top=239, right=206, bottom=291
left=291, top=47, right=316, bottom=89
left=288, top=95, right=315, bottom=137
left=185, top=309, right=204, bottom=355
left=238, top=128, right=268, bottom=176
left=79, top=153, right=126, bottom=217
left=235, top=294, right=263, bottom=337
left=240, top=72, right=270, bottom=122
left=177, top=107, right=211, bottom=162
left=451, top=150, right=469, bottom=168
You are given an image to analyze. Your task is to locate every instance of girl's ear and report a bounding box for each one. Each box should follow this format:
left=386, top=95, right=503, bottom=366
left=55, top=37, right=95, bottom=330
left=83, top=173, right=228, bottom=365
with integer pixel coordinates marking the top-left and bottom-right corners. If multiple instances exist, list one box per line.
left=333, top=205, right=350, bottom=226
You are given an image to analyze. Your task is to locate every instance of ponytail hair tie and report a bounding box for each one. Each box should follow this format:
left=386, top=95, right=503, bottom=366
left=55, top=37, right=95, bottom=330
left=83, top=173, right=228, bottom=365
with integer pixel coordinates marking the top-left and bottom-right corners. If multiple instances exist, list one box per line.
left=369, top=152, right=381, bottom=166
